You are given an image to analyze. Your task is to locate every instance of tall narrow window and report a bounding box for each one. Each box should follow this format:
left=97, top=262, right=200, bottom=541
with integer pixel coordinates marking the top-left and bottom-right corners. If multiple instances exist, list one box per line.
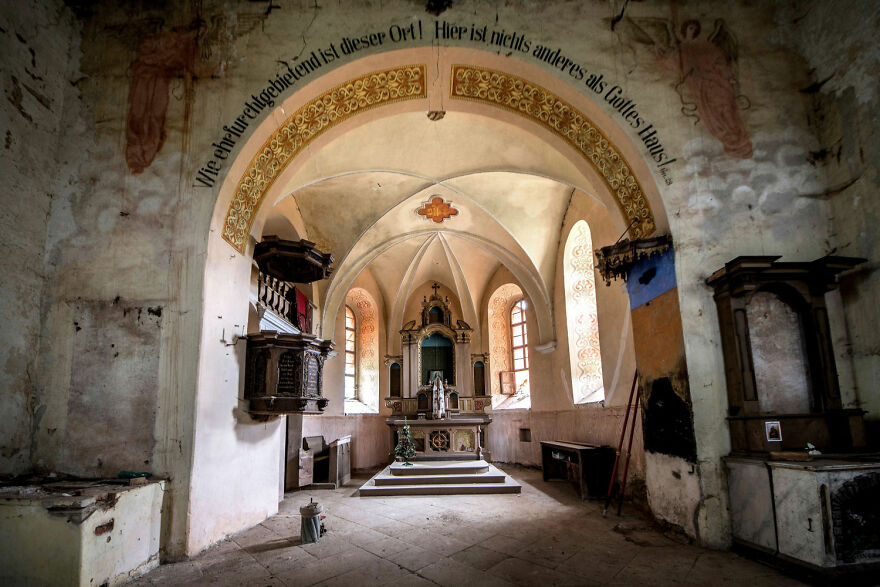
left=510, top=299, right=530, bottom=397
left=344, top=305, right=356, bottom=400
left=488, top=283, right=528, bottom=410
left=343, top=288, right=379, bottom=413
left=564, top=220, right=604, bottom=403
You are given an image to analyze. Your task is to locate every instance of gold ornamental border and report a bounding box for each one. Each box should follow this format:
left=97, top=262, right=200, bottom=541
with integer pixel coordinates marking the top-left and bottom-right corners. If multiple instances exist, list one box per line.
left=222, top=65, right=427, bottom=252
left=450, top=65, right=655, bottom=239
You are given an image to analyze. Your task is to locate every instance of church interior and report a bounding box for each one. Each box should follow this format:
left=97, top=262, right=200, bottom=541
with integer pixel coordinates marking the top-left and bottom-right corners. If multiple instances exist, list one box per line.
left=1, top=0, right=878, bottom=585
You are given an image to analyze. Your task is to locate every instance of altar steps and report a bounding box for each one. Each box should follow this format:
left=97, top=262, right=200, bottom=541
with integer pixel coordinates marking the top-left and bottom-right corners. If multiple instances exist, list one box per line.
left=359, top=460, right=521, bottom=496
left=389, top=460, right=489, bottom=476
left=374, top=472, right=507, bottom=485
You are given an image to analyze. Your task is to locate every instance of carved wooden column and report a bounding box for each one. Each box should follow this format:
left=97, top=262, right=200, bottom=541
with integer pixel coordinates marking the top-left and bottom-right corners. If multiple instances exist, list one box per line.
left=454, top=323, right=473, bottom=397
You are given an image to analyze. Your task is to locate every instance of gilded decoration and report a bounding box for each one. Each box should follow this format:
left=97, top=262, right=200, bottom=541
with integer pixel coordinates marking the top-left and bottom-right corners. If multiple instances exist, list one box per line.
left=450, top=65, right=655, bottom=239
left=429, top=430, right=450, bottom=451
left=222, top=65, right=427, bottom=252
left=418, top=196, right=459, bottom=223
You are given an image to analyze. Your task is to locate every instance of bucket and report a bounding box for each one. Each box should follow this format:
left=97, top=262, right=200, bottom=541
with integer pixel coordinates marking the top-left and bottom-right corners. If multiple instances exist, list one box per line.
left=300, top=499, right=324, bottom=544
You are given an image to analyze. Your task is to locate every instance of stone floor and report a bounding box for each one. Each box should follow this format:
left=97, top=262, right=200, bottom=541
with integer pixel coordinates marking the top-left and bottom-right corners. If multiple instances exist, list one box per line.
left=131, top=465, right=804, bottom=586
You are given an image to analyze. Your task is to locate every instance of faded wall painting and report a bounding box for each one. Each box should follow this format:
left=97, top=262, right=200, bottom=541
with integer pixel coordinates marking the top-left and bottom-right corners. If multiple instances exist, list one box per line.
left=619, top=16, right=753, bottom=159
left=626, top=249, right=698, bottom=462
left=126, top=20, right=220, bottom=174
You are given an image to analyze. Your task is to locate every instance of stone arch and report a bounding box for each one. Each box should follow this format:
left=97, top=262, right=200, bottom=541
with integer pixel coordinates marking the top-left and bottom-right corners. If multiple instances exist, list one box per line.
left=192, top=46, right=674, bottom=556
left=212, top=48, right=667, bottom=256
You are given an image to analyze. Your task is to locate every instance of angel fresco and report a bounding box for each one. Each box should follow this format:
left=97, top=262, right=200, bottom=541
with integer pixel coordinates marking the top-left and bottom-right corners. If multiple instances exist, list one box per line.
left=125, top=15, right=238, bottom=175
left=617, top=17, right=753, bottom=159
left=125, top=23, right=204, bottom=174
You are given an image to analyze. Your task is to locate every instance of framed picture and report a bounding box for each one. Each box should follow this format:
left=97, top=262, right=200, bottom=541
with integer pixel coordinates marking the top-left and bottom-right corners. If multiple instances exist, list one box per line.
left=500, top=371, right=516, bottom=395
left=429, top=370, right=443, bottom=382
left=765, top=421, right=782, bottom=442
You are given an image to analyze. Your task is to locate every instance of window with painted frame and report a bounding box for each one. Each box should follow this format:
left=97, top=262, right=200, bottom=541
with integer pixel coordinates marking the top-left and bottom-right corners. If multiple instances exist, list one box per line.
left=510, top=299, right=530, bottom=396
left=344, top=305, right=357, bottom=400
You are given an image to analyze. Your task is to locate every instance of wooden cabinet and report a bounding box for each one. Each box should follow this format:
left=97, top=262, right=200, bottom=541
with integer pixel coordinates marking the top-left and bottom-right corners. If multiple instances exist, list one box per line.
left=706, top=255, right=866, bottom=455
left=540, top=441, right=615, bottom=500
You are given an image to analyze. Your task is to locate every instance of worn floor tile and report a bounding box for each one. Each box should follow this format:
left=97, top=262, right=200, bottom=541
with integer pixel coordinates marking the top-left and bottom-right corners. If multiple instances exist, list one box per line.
left=313, top=556, right=408, bottom=586
left=407, top=531, right=471, bottom=557
left=232, top=523, right=283, bottom=549
left=299, top=535, right=349, bottom=559
left=249, top=544, right=317, bottom=576
left=384, top=545, right=443, bottom=571
left=276, top=547, right=379, bottom=586
left=482, top=533, right=530, bottom=557
left=387, top=573, right=439, bottom=586
left=134, top=467, right=805, bottom=587
left=486, top=557, right=585, bottom=586
left=450, top=544, right=511, bottom=571
left=358, top=535, right=411, bottom=557
left=418, top=557, right=513, bottom=587
left=128, top=560, right=204, bottom=585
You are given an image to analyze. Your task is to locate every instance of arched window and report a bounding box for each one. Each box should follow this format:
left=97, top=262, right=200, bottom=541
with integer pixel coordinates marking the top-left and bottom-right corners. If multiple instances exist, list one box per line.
left=344, top=305, right=356, bottom=400
left=563, top=220, right=604, bottom=403
left=510, top=299, right=531, bottom=399
left=343, top=288, right=380, bottom=413
left=487, top=283, right=530, bottom=410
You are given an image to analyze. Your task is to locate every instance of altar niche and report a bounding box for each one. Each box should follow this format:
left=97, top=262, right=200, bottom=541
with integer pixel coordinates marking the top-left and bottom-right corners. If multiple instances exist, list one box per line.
left=421, top=332, right=454, bottom=386
left=706, top=255, right=867, bottom=454
left=386, top=283, right=492, bottom=460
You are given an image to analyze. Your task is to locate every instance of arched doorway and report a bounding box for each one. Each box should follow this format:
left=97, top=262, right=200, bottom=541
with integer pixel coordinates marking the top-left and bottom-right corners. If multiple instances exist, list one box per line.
left=189, top=46, right=692, bottom=557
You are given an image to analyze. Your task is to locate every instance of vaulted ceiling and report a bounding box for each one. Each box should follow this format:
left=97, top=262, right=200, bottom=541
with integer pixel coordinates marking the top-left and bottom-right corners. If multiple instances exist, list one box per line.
left=255, top=110, right=623, bottom=347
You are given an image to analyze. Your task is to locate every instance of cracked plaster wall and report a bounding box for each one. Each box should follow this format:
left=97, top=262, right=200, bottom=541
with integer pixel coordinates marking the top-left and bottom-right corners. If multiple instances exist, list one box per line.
left=0, top=0, right=81, bottom=474
left=776, top=0, right=880, bottom=439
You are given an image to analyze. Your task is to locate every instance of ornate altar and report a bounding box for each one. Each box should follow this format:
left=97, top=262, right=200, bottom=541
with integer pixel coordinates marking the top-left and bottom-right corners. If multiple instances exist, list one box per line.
left=385, top=283, right=493, bottom=459
left=244, top=332, right=334, bottom=414
left=387, top=417, right=487, bottom=459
